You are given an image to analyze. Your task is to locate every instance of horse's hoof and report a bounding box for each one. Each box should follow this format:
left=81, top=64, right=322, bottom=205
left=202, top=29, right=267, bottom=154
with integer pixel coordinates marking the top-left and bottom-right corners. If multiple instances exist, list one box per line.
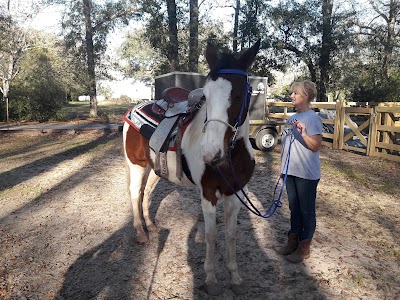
left=204, top=283, right=223, bottom=296
left=136, top=234, right=149, bottom=244
left=230, top=281, right=248, bottom=295
left=147, top=223, right=158, bottom=232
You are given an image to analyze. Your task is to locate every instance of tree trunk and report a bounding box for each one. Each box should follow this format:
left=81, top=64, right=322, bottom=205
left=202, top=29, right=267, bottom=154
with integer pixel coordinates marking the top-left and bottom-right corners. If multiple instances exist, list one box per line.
left=2, top=78, right=9, bottom=122
left=306, top=58, right=317, bottom=85
left=83, top=0, right=97, bottom=117
left=318, top=0, right=333, bottom=101
left=381, top=0, right=397, bottom=77
left=166, top=0, right=179, bottom=71
left=2, top=53, right=14, bottom=123
left=189, top=0, right=199, bottom=72
left=233, top=0, right=240, bottom=53
left=188, top=0, right=199, bottom=72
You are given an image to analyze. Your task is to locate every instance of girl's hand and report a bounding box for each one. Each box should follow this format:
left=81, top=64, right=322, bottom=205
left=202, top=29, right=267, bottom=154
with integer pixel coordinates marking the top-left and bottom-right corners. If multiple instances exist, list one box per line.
left=295, top=121, right=307, bottom=136
left=294, top=121, right=322, bottom=152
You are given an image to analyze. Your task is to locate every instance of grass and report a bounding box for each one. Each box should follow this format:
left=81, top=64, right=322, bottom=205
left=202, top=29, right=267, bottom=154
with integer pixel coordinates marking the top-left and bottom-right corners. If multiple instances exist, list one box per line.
left=55, top=100, right=136, bottom=123
left=394, top=249, right=400, bottom=265
left=320, top=155, right=400, bottom=196
left=321, top=159, right=366, bottom=181
left=352, top=274, right=364, bottom=287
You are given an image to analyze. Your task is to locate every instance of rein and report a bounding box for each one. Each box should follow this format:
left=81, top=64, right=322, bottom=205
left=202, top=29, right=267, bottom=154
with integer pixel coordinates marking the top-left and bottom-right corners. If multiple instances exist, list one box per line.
left=202, top=68, right=296, bottom=218
left=218, top=131, right=295, bottom=218
left=206, top=69, right=295, bottom=218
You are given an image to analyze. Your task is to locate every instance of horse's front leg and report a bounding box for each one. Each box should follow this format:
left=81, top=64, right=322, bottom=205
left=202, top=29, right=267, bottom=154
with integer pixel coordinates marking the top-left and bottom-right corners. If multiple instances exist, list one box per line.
left=224, top=191, right=246, bottom=295
left=201, top=197, right=222, bottom=295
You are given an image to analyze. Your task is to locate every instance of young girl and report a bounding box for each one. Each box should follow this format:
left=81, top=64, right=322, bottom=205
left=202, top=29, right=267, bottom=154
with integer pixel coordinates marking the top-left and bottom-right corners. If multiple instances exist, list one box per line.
left=274, top=81, right=322, bottom=263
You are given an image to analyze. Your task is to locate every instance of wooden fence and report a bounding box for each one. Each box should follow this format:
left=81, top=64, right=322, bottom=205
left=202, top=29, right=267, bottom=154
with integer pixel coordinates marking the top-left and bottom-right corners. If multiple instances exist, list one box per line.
left=265, top=101, right=400, bottom=162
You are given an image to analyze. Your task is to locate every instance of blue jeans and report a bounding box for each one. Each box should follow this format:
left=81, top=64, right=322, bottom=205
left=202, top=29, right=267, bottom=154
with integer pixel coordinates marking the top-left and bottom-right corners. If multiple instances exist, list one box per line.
left=285, top=175, right=319, bottom=241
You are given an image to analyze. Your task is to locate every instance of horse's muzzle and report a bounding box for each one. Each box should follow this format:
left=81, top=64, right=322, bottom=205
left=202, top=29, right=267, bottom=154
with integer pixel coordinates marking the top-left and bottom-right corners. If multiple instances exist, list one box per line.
left=203, top=149, right=224, bottom=166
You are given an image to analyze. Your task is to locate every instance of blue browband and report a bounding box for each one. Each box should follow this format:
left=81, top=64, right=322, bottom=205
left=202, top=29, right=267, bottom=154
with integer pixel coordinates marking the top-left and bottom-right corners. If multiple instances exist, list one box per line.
left=216, top=69, right=248, bottom=77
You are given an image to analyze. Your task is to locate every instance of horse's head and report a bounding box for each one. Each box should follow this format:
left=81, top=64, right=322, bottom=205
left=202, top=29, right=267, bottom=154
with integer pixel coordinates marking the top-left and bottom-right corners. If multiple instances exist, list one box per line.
left=200, top=39, right=261, bottom=165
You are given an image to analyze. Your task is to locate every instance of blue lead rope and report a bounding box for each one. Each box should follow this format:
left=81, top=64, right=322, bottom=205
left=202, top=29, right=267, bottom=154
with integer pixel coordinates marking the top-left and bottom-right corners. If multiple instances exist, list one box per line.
left=217, top=129, right=295, bottom=219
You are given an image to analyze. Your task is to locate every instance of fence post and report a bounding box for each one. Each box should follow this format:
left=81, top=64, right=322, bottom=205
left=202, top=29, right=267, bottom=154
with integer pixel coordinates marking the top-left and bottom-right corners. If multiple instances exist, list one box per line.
left=369, top=106, right=380, bottom=157
left=367, top=106, right=376, bottom=156
left=382, top=109, right=390, bottom=148
left=333, top=101, right=342, bottom=149
left=338, top=101, right=347, bottom=149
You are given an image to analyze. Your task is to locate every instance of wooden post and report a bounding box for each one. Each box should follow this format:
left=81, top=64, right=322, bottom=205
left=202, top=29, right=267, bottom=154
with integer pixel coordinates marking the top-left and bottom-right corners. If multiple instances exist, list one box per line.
left=367, top=106, right=376, bottom=156
left=370, top=107, right=381, bottom=157
left=382, top=111, right=390, bottom=149
left=338, top=101, right=346, bottom=149
left=333, top=101, right=342, bottom=149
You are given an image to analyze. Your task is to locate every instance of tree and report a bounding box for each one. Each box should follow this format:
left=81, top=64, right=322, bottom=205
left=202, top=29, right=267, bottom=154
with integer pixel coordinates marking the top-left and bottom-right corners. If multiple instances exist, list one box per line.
left=261, top=0, right=354, bottom=101
left=334, top=0, right=400, bottom=101
left=188, top=0, right=199, bottom=71
left=56, top=0, right=140, bottom=116
left=166, top=0, right=180, bottom=70
left=233, top=0, right=240, bottom=53
left=319, top=0, right=334, bottom=101
left=117, top=20, right=230, bottom=79
left=0, top=1, right=37, bottom=122
left=138, top=0, right=182, bottom=72
left=116, top=28, right=163, bottom=82
left=135, top=0, right=231, bottom=75
left=9, top=39, right=68, bottom=121
left=357, top=0, right=400, bottom=77
left=238, top=0, right=265, bottom=50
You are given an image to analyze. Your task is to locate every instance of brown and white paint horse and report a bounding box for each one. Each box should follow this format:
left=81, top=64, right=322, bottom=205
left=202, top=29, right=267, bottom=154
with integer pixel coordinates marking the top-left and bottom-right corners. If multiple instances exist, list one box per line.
left=123, top=39, right=261, bottom=295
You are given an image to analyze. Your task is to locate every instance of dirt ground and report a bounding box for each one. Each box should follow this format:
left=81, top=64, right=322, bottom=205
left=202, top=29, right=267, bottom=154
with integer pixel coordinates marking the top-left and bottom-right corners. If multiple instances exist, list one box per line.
left=0, top=130, right=399, bottom=300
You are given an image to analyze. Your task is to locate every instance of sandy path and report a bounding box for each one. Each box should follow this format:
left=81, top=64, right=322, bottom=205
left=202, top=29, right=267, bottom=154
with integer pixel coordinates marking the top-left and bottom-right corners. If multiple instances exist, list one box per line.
left=0, top=131, right=399, bottom=299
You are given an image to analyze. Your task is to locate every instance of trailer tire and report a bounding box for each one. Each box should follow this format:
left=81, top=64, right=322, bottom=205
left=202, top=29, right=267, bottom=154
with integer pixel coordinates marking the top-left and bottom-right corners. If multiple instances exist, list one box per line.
left=255, top=128, right=278, bottom=151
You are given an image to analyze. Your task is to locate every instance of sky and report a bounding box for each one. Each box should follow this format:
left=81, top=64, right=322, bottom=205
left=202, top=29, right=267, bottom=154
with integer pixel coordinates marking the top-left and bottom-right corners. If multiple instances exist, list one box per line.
left=30, top=4, right=64, bottom=35
left=28, top=3, right=233, bottom=33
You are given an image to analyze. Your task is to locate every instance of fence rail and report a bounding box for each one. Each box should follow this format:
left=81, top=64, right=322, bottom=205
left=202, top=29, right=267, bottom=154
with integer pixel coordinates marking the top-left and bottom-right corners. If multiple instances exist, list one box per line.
left=265, top=101, right=400, bottom=162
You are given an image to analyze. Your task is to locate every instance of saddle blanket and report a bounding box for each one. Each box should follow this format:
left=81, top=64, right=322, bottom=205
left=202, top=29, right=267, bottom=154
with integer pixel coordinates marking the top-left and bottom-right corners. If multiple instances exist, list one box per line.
left=124, top=101, right=181, bottom=151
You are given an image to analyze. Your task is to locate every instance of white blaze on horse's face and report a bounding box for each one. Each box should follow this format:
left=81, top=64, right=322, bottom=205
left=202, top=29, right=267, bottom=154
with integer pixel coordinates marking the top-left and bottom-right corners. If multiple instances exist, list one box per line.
left=201, top=77, right=232, bottom=163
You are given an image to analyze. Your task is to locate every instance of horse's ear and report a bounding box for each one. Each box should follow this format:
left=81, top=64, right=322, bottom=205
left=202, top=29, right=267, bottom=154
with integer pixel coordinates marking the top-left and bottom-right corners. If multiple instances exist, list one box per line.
left=238, top=38, right=261, bottom=70
left=205, top=42, right=219, bottom=69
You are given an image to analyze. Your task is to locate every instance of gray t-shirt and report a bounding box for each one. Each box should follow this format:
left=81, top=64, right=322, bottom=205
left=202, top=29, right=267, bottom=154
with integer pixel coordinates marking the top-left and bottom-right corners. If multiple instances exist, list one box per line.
left=280, top=110, right=323, bottom=180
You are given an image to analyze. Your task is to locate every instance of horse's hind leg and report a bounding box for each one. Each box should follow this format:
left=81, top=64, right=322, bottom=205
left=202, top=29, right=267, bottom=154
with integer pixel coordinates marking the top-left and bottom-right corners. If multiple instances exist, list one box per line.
left=142, top=169, right=160, bottom=232
left=127, top=163, right=151, bottom=243
left=224, top=192, right=246, bottom=294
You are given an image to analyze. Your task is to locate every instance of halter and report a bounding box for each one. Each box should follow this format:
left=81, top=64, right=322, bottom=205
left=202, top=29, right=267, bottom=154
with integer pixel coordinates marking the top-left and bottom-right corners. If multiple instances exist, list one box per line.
left=202, top=69, right=252, bottom=149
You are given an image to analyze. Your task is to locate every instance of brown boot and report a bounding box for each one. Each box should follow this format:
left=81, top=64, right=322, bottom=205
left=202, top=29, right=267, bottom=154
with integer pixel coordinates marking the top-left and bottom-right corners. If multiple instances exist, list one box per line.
left=274, top=233, right=298, bottom=255
left=286, top=239, right=311, bottom=263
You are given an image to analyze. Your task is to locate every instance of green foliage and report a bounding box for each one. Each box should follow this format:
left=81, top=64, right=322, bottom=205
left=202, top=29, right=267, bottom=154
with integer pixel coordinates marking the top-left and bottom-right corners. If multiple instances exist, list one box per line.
left=331, top=0, right=400, bottom=102
left=7, top=0, right=397, bottom=108
left=8, top=44, right=68, bottom=122
left=349, top=71, right=400, bottom=102
left=117, top=29, right=164, bottom=82
left=259, top=0, right=357, bottom=99
left=238, top=0, right=267, bottom=49
left=60, top=0, right=140, bottom=63
left=117, top=4, right=231, bottom=77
